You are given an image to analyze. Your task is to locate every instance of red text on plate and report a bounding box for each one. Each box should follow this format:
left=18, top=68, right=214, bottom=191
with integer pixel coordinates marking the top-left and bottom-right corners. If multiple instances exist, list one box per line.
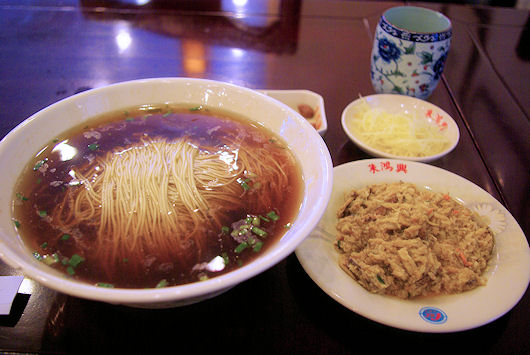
left=426, top=109, right=448, bottom=130
left=396, top=163, right=408, bottom=173
left=380, top=161, right=393, bottom=171
left=368, top=161, right=407, bottom=174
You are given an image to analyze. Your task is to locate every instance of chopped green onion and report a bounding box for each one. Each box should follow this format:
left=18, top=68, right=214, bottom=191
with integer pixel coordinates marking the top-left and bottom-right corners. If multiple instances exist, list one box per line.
left=16, top=193, right=28, bottom=201
left=259, top=215, right=270, bottom=223
left=245, top=216, right=253, bottom=223
left=33, top=158, right=48, bottom=171
left=162, top=110, right=173, bottom=117
left=238, top=178, right=251, bottom=191
left=33, top=251, right=43, bottom=260
left=234, top=242, right=248, bottom=253
left=376, top=274, right=385, bottom=285
left=96, top=282, right=114, bottom=288
left=88, top=143, right=99, bottom=151
left=251, top=216, right=260, bottom=226
left=38, top=210, right=47, bottom=217
left=68, top=254, right=84, bottom=268
left=221, top=226, right=230, bottom=235
left=199, top=274, right=209, bottom=281
left=156, top=279, right=169, bottom=288
left=284, top=223, right=292, bottom=229
left=61, top=234, right=71, bottom=241
left=52, top=138, right=59, bottom=143
left=252, top=241, right=264, bottom=252
left=251, top=226, right=267, bottom=238
left=40, top=242, right=48, bottom=249
left=13, top=219, right=20, bottom=228
left=221, top=252, right=229, bottom=265
left=266, top=211, right=279, bottom=221
left=66, top=266, right=75, bottom=275
left=232, top=229, right=248, bottom=238
left=231, top=224, right=252, bottom=238
left=189, top=105, right=202, bottom=111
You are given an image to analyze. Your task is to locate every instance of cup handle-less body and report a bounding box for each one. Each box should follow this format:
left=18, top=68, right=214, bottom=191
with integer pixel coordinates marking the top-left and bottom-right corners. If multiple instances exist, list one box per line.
left=370, top=6, right=452, bottom=99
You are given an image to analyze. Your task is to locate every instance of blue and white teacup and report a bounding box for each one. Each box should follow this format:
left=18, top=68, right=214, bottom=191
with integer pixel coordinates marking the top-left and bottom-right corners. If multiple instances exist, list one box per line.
left=370, top=6, right=452, bottom=99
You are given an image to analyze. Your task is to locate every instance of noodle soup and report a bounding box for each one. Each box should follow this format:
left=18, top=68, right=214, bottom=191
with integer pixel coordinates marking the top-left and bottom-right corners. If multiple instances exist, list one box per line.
left=12, top=104, right=303, bottom=289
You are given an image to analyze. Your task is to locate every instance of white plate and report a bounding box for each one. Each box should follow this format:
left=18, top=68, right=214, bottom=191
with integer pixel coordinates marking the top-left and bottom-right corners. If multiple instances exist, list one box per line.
left=295, top=159, right=530, bottom=332
left=258, top=90, right=327, bottom=136
left=341, top=95, right=459, bottom=162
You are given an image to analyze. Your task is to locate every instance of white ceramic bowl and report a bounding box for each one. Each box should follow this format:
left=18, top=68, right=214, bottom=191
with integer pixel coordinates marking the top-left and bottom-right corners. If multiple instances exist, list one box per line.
left=0, top=78, right=333, bottom=308
left=341, top=94, right=459, bottom=162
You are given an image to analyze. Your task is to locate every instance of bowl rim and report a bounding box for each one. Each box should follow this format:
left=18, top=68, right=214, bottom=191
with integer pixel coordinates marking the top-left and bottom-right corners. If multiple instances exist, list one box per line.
left=0, top=77, right=334, bottom=305
left=341, top=94, right=460, bottom=163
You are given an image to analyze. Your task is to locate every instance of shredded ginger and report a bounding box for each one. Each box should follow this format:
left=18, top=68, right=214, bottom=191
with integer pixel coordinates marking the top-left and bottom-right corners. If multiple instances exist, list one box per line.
left=348, top=100, right=450, bottom=157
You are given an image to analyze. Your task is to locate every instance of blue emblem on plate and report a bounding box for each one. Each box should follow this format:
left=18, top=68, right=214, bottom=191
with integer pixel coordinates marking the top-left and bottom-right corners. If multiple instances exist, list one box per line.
left=419, top=307, right=447, bottom=324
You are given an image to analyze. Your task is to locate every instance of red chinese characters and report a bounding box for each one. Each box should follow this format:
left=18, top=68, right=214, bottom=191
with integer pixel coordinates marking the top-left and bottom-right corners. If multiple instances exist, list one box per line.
left=380, top=161, right=393, bottom=171
left=396, top=163, right=408, bottom=173
left=425, top=109, right=448, bottom=130
left=368, top=161, right=408, bottom=174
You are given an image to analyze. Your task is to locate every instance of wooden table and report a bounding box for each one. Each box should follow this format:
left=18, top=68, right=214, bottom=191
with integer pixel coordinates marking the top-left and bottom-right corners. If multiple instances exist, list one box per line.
left=0, top=1, right=528, bottom=353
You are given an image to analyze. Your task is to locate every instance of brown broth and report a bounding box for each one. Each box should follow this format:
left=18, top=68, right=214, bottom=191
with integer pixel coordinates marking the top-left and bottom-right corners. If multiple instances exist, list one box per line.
left=12, top=104, right=303, bottom=289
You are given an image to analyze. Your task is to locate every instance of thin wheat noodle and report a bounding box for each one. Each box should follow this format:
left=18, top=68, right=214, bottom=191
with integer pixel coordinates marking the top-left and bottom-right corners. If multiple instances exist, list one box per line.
left=51, top=137, right=288, bottom=276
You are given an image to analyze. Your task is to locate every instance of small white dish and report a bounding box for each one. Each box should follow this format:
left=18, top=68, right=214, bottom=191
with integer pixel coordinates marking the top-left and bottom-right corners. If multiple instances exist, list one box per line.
left=295, top=159, right=530, bottom=333
left=341, top=94, right=459, bottom=162
left=258, top=90, right=327, bottom=136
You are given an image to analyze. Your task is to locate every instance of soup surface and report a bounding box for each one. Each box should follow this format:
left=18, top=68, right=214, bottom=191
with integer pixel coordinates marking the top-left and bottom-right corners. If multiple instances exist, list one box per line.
left=13, top=104, right=303, bottom=288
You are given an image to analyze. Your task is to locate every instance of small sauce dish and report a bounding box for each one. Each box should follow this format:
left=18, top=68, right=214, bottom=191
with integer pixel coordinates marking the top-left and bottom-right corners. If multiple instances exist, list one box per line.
left=341, top=94, right=459, bottom=162
left=258, top=90, right=327, bottom=136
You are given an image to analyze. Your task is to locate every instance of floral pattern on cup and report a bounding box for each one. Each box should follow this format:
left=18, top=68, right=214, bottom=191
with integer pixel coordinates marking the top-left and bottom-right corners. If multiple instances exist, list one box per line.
left=370, top=15, right=451, bottom=99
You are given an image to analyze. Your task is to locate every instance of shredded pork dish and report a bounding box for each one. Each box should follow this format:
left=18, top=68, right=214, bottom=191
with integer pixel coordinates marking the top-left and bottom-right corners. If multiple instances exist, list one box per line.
left=335, top=182, right=494, bottom=299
